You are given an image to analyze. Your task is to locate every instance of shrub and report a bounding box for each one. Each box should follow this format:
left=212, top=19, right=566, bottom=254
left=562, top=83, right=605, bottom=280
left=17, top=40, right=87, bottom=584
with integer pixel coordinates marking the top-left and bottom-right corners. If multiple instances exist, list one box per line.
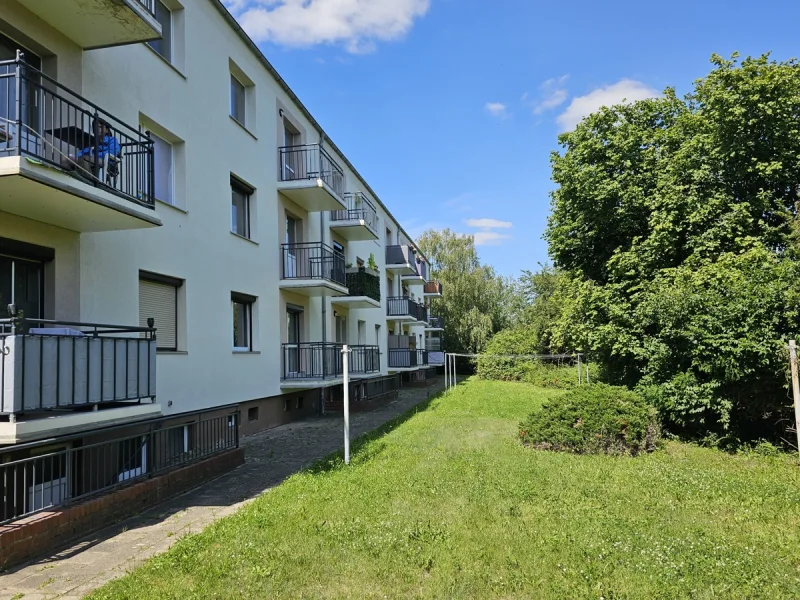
left=518, top=384, right=659, bottom=456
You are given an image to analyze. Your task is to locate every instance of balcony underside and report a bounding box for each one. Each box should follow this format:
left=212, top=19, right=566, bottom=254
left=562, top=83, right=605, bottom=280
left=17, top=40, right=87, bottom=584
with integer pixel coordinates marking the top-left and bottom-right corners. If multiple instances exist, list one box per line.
left=17, top=0, right=162, bottom=49
left=385, top=262, right=417, bottom=276
left=402, top=274, right=426, bottom=284
left=0, top=156, right=161, bottom=232
left=424, top=290, right=443, bottom=297
left=279, top=279, right=348, bottom=297
left=278, top=180, right=346, bottom=212
left=280, top=378, right=343, bottom=390
left=388, top=365, right=425, bottom=372
left=330, top=220, right=379, bottom=241
left=332, top=296, right=381, bottom=310
left=0, top=403, right=162, bottom=444
left=425, top=325, right=445, bottom=331
left=386, top=314, right=417, bottom=323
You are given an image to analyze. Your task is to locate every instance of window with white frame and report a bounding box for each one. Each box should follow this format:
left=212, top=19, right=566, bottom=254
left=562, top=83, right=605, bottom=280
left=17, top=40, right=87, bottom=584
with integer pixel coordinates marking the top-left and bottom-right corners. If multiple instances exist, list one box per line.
left=151, top=131, right=174, bottom=205
left=139, top=271, right=182, bottom=351
left=231, top=176, right=252, bottom=238
left=232, top=292, right=255, bottom=351
left=148, top=1, right=172, bottom=61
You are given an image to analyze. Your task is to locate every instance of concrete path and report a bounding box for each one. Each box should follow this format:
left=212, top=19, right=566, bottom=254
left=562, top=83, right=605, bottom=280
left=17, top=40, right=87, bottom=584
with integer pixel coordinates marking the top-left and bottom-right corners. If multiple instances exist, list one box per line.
left=0, top=380, right=442, bottom=600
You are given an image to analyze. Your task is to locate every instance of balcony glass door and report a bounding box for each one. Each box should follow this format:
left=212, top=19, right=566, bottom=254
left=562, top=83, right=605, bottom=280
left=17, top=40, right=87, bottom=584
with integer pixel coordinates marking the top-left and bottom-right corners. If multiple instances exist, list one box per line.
left=286, top=307, right=302, bottom=375
left=0, top=255, right=43, bottom=325
left=285, top=215, right=299, bottom=277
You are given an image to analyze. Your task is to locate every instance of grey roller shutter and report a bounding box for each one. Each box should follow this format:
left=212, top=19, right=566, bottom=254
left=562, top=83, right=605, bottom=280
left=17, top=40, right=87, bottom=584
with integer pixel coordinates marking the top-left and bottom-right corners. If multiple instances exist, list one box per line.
left=139, top=279, right=177, bottom=350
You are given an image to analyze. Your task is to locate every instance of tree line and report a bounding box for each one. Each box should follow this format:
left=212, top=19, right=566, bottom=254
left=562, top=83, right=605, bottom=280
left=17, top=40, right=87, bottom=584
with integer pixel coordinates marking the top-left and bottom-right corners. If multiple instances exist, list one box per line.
left=420, top=53, right=800, bottom=445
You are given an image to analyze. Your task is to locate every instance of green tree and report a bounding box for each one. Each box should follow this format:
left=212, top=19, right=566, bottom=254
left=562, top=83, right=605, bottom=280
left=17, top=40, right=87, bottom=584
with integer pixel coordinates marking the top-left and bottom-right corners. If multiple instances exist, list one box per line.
left=417, top=229, right=507, bottom=354
left=545, top=53, right=800, bottom=440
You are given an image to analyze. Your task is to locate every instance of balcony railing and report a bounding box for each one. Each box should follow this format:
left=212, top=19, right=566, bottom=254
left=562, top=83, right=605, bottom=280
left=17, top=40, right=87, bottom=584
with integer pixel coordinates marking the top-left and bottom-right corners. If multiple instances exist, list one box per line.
left=387, top=297, right=427, bottom=321
left=385, top=245, right=418, bottom=272
left=345, top=270, right=381, bottom=302
left=332, top=192, right=378, bottom=232
left=281, top=242, right=346, bottom=286
left=424, top=280, right=443, bottom=295
left=388, top=349, right=428, bottom=369
left=282, top=342, right=343, bottom=380
left=0, top=55, right=154, bottom=208
left=428, top=315, right=445, bottom=329
left=0, top=409, right=237, bottom=525
left=278, top=143, right=345, bottom=199
left=0, top=318, right=157, bottom=415
left=427, top=338, right=443, bottom=352
left=134, top=0, right=158, bottom=17
left=349, top=345, right=381, bottom=374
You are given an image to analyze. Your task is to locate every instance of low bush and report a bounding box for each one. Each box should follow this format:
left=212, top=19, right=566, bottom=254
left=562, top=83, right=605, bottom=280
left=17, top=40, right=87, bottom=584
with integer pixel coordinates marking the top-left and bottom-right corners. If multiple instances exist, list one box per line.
left=519, top=384, right=659, bottom=456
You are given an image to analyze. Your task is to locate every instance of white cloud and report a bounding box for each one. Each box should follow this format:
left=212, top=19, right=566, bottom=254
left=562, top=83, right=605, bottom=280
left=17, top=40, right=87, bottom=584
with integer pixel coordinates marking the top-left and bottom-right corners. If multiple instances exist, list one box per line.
left=225, top=0, right=430, bottom=53
left=464, top=218, right=513, bottom=229
left=472, top=231, right=512, bottom=246
left=485, top=102, right=509, bottom=118
left=531, top=75, right=569, bottom=115
left=557, top=79, right=659, bottom=131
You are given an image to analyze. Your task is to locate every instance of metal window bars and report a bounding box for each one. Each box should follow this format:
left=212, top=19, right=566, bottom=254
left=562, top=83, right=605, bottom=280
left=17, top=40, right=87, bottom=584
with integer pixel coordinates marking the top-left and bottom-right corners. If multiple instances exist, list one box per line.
left=0, top=53, right=155, bottom=208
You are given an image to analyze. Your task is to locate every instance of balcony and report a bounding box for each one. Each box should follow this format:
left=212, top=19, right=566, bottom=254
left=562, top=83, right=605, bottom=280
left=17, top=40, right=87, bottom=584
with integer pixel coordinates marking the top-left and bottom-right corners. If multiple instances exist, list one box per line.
left=385, top=245, right=418, bottom=276
left=348, top=345, right=381, bottom=377
left=278, top=144, right=346, bottom=212
left=16, top=0, right=161, bottom=49
left=426, top=337, right=444, bottom=352
left=330, top=192, right=379, bottom=241
left=0, top=319, right=159, bottom=444
left=281, top=342, right=343, bottom=388
left=402, top=259, right=427, bottom=284
left=333, top=269, right=381, bottom=309
left=388, top=349, right=429, bottom=371
left=426, top=316, right=445, bottom=331
left=0, top=57, right=160, bottom=232
left=280, top=243, right=348, bottom=297
left=424, top=280, right=444, bottom=297
left=386, top=297, right=428, bottom=324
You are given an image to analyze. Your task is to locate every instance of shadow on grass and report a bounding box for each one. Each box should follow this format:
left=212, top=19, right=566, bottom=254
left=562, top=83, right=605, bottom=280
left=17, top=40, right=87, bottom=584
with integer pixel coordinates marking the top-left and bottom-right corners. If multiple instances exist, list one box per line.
left=306, top=388, right=445, bottom=476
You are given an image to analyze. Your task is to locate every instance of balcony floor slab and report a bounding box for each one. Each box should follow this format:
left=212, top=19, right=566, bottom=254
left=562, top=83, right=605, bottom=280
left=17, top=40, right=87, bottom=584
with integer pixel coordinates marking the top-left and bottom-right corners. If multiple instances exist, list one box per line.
left=332, top=296, right=381, bottom=309
left=0, top=403, right=162, bottom=444
left=278, top=180, right=346, bottom=212
left=279, top=279, right=348, bottom=297
left=330, top=220, right=379, bottom=241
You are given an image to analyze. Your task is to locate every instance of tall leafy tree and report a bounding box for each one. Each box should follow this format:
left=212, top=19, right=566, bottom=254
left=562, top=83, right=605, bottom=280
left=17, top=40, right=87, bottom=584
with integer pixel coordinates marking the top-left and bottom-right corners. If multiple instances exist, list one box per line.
left=417, top=229, right=508, bottom=354
left=546, top=54, right=800, bottom=439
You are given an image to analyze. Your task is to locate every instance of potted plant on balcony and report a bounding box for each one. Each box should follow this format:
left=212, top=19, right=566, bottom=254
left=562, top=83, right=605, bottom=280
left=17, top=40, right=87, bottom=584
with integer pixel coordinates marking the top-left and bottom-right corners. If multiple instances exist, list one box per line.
left=366, top=253, right=380, bottom=276
left=345, top=262, right=361, bottom=275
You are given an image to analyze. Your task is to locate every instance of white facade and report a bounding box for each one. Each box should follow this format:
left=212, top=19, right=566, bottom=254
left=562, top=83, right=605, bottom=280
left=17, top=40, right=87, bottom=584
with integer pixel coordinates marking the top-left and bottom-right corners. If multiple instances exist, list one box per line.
left=0, top=0, right=441, bottom=439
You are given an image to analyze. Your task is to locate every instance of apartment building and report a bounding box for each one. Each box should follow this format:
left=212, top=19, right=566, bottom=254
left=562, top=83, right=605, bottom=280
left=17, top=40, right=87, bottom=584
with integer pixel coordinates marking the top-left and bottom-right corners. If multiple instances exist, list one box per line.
left=0, top=0, right=445, bottom=530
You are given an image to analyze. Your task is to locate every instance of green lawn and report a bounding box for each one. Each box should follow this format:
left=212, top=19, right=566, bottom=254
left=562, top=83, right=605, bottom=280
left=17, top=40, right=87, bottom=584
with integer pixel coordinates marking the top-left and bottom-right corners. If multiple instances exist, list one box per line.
left=89, top=379, right=800, bottom=599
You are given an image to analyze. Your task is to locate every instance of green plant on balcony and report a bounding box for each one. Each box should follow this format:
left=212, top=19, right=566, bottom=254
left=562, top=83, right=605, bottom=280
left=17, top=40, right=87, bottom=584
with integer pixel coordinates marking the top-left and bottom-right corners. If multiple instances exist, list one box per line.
left=367, top=253, right=379, bottom=273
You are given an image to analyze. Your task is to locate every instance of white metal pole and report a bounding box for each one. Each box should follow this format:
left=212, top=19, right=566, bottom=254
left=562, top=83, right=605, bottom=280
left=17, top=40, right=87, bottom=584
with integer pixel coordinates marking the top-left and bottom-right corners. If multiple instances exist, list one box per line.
left=342, top=345, right=351, bottom=465
left=577, top=354, right=582, bottom=385
left=586, top=361, right=590, bottom=384
left=444, top=353, right=448, bottom=393
left=789, top=341, right=800, bottom=455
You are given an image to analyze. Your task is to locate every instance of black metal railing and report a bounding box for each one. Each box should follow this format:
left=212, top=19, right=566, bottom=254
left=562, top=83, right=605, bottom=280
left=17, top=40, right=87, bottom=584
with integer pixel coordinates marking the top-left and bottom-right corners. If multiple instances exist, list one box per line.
left=0, top=54, right=154, bottom=208
left=134, top=0, right=158, bottom=17
left=0, top=410, right=238, bottom=525
left=349, top=345, right=381, bottom=374
left=331, top=192, right=378, bottom=233
left=416, top=261, right=429, bottom=280
left=282, top=342, right=343, bottom=380
left=388, top=349, right=428, bottom=369
left=278, top=143, right=345, bottom=199
left=424, top=280, right=443, bottom=295
left=428, top=316, right=445, bottom=329
left=345, top=269, right=380, bottom=302
left=0, top=318, right=157, bottom=415
left=385, top=245, right=418, bottom=273
left=281, top=242, right=346, bottom=286
left=387, top=296, right=427, bottom=322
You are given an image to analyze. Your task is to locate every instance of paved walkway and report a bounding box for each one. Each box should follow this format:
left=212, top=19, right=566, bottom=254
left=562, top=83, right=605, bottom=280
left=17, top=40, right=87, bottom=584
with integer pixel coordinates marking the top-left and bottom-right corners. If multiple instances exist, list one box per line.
left=0, top=380, right=443, bottom=600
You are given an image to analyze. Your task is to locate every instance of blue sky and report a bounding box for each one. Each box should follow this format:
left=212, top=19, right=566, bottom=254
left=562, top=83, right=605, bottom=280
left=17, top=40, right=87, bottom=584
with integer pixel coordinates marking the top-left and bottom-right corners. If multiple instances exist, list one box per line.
left=224, top=0, right=800, bottom=277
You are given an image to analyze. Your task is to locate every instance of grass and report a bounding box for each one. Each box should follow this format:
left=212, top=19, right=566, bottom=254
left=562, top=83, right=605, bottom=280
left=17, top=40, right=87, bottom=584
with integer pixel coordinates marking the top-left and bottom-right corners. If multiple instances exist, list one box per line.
left=88, top=379, right=800, bottom=599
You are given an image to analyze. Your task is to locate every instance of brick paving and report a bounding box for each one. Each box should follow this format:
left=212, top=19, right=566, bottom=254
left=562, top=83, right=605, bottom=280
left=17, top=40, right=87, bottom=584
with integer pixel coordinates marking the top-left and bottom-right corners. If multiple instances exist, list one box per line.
left=0, top=379, right=443, bottom=600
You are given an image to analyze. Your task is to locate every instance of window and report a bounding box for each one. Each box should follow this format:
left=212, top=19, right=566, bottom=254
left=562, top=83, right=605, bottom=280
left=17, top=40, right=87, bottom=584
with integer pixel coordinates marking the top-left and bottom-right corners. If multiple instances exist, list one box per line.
left=230, top=74, right=246, bottom=124
left=231, top=177, right=251, bottom=238
left=232, top=292, right=255, bottom=351
left=139, top=272, right=182, bottom=351
left=148, top=1, right=172, bottom=61
left=248, top=407, right=259, bottom=422
left=118, top=437, right=147, bottom=482
left=375, top=324, right=381, bottom=346
left=358, top=320, right=366, bottom=345
left=151, top=131, right=174, bottom=205
left=335, top=315, right=347, bottom=344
